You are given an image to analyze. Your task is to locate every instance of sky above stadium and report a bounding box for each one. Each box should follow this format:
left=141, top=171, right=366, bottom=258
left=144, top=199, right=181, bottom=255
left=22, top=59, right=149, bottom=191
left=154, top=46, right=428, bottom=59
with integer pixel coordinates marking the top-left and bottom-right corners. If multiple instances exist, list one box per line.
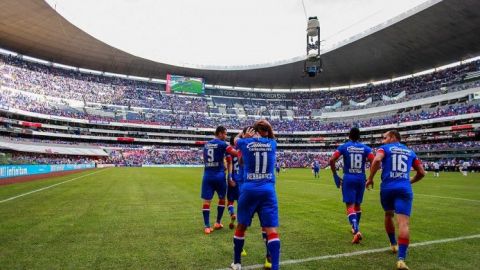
left=46, top=0, right=431, bottom=68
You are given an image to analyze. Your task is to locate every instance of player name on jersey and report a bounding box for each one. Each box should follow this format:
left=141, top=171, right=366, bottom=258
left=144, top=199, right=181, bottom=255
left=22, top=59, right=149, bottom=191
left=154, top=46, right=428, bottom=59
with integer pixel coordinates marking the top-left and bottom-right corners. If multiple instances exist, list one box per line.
left=205, top=162, right=220, bottom=168
left=247, top=172, right=274, bottom=180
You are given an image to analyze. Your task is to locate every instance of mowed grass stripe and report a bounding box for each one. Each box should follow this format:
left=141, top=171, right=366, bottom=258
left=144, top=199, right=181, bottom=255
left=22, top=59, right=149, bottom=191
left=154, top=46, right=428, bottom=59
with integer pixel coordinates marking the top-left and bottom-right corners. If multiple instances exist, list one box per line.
left=0, top=169, right=109, bottom=203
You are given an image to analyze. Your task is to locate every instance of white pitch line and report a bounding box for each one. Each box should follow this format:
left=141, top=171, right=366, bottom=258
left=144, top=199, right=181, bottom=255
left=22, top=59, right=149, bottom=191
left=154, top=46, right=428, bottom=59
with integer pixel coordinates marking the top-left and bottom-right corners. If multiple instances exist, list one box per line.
left=0, top=169, right=108, bottom=204
left=214, top=234, right=480, bottom=270
left=414, top=193, right=480, bottom=203
left=285, top=180, right=480, bottom=203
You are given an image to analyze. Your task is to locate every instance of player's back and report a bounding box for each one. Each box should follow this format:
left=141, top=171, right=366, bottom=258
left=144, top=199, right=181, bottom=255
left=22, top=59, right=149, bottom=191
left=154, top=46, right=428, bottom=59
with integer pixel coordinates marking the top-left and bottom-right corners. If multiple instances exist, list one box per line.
left=337, top=141, right=372, bottom=177
left=379, top=142, right=418, bottom=190
left=236, top=137, right=277, bottom=189
left=203, top=138, right=227, bottom=178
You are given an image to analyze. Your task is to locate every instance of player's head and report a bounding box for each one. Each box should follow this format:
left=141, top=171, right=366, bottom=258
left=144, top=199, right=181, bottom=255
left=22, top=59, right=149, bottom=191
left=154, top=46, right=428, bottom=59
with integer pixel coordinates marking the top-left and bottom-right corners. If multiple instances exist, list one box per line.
left=349, top=127, right=360, bottom=141
left=382, top=129, right=401, bottom=144
left=215, top=126, right=227, bottom=140
left=241, top=125, right=254, bottom=138
left=254, top=119, right=275, bottom=139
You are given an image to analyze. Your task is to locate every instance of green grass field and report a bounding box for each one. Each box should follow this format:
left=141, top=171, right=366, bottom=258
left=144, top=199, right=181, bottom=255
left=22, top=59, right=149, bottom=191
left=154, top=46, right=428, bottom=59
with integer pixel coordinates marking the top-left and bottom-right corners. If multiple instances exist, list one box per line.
left=0, top=168, right=479, bottom=269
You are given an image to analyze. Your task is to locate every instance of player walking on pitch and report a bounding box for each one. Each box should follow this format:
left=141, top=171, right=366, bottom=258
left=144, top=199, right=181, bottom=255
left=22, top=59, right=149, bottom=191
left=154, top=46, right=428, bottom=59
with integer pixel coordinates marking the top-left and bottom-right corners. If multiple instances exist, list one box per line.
left=201, top=126, right=238, bottom=234
left=230, top=120, right=280, bottom=270
left=312, top=160, right=320, bottom=178
left=366, top=130, right=425, bottom=270
left=329, top=127, right=374, bottom=244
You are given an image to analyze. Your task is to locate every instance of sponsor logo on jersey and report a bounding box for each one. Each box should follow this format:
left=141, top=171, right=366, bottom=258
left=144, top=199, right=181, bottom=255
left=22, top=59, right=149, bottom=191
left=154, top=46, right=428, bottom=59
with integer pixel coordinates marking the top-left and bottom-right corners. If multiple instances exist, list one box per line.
left=246, top=142, right=272, bottom=152
left=347, top=146, right=365, bottom=153
left=390, top=146, right=412, bottom=155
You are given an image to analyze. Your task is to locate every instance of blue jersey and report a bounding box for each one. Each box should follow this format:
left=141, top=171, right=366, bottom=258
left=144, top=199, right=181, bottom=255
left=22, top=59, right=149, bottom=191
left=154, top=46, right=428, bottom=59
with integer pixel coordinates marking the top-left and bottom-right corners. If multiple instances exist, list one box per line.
left=228, top=153, right=241, bottom=181
left=236, top=137, right=277, bottom=187
left=313, top=161, right=320, bottom=169
left=203, top=138, right=229, bottom=177
left=378, top=142, right=418, bottom=190
left=335, top=141, right=373, bottom=176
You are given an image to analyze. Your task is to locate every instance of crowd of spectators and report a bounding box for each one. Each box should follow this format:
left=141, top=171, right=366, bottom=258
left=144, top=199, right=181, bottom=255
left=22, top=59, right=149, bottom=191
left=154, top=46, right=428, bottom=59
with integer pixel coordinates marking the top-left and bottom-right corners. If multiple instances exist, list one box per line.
left=410, top=141, right=480, bottom=151
left=1, top=54, right=479, bottom=118
left=1, top=152, right=103, bottom=165
left=1, top=88, right=479, bottom=132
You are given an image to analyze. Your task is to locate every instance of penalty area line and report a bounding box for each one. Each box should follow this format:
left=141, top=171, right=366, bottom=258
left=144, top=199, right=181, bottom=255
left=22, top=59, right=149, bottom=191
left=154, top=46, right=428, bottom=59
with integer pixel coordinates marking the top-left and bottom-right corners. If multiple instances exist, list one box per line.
left=214, top=234, right=480, bottom=270
left=0, top=169, right=109, bottom=204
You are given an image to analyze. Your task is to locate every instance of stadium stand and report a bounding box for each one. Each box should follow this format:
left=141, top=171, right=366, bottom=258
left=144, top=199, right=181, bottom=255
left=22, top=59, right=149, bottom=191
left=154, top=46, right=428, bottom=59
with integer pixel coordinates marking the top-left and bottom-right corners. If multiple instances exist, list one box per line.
left=1, top=52, right=479, bottom=169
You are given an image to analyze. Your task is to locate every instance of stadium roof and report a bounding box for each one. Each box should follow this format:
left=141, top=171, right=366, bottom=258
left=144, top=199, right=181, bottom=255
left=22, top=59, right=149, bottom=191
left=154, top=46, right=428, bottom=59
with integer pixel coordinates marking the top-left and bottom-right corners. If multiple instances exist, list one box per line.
left=0, top=0, right=479, bottom=89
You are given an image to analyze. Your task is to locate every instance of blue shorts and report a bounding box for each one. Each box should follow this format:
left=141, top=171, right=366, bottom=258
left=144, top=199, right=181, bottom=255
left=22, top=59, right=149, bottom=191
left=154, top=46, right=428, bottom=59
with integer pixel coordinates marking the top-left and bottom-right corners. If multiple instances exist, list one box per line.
left=341, top=175, right=366, bottom=204
left=237, top=183, right=278, bottom=227
left=227, top=182, right=240, bottom=201
left=380, top=187, right=413, bottom=216
left=201, top=173, right=226, bottom=200
left=314, top=168, right=320, bottom=173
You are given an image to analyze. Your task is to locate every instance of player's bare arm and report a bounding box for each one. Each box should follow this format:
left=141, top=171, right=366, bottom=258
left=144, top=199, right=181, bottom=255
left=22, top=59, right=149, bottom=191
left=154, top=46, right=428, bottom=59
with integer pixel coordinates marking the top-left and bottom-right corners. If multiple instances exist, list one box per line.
left=367, top=151, right=384, bottom=189
left=227, top=156, right=236, bottom=187
left=410, top=159, right=426, bottom=185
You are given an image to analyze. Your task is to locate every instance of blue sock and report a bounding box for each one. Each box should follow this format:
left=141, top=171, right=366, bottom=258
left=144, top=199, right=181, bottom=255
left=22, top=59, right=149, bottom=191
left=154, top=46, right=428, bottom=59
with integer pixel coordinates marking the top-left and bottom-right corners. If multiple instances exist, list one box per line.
left=233, top=230, right=245, bottom=264
left=347, top=208, right=359, bottom=233
left=388, top=233, right=397, bottom=245
left=356, top=211, right=362, bottom=225
left=398, top=237, right=409, bottom=260
left=228, top=202, right=235, bottom=216
left=267, top=233, right=280, bottom=270
left=216, top=200, right=225, bottom=223
left=202, top=203, right=210, bottom=228
left=262, top=230, right=270, bottom=258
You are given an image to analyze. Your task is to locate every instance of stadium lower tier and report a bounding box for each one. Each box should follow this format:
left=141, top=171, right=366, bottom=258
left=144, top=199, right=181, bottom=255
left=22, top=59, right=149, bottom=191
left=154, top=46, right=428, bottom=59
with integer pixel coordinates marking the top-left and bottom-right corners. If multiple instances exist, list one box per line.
left=1, top=87, right=480, bottom=132
left=1, top=143, right=479, bottom=170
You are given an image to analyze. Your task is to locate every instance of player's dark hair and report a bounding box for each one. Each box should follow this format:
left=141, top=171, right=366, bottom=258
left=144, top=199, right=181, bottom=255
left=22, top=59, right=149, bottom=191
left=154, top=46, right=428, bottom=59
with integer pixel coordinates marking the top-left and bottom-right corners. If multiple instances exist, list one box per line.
left=254, top=120, right=275, bottom=139
left=349, top=127, right=360, bottom=141
left=215, top=126, right=227, bottom=136
left=241, top=126, right=254, bottom=138
left=387, top=129, right=401, bottom=141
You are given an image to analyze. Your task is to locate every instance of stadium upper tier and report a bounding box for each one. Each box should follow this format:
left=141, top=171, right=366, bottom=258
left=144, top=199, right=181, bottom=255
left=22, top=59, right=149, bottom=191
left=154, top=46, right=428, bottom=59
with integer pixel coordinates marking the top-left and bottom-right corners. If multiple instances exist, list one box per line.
left=1, top=54, right=480, bottom=117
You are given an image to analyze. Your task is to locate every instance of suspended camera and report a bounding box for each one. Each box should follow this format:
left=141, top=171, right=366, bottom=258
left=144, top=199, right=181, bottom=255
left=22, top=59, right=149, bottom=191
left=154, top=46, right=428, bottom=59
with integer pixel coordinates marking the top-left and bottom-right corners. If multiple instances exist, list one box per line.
left=304, top=16, right=323, bottom=77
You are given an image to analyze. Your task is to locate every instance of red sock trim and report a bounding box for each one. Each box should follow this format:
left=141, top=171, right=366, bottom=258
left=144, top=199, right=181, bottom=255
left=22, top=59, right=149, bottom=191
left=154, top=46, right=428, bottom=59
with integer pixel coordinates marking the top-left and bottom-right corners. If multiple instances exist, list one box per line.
left=228, top=201, right=234, bottom=206
left=398, top=237, right=409, bottom=245
left=267, top=233, right=279, bottom=241
left=202, top=203, right=210, bottom=210
left=218, top=199, right=226, bottom=205
left=234, top=229, right=245, bottom=238
left=347, top=207, right=356, bottom=215
left=354, top=205, right=361, bottom=212
left=261, top=228, right=266, bottom=233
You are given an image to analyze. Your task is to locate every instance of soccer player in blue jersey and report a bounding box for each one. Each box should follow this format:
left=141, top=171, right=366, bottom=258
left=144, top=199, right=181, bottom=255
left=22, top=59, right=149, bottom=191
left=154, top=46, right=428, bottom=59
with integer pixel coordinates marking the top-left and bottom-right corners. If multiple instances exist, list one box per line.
left=329, top=127, right=374, bottom=244
left=367, top=130, right=425, bottom=270
left=230, top=120, right=279, bottom=270
left=227, top=136, right=241, bottom=230
left=201, top=126, right=238, bottom=235
left=312, top=160, right=320, bottom=178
